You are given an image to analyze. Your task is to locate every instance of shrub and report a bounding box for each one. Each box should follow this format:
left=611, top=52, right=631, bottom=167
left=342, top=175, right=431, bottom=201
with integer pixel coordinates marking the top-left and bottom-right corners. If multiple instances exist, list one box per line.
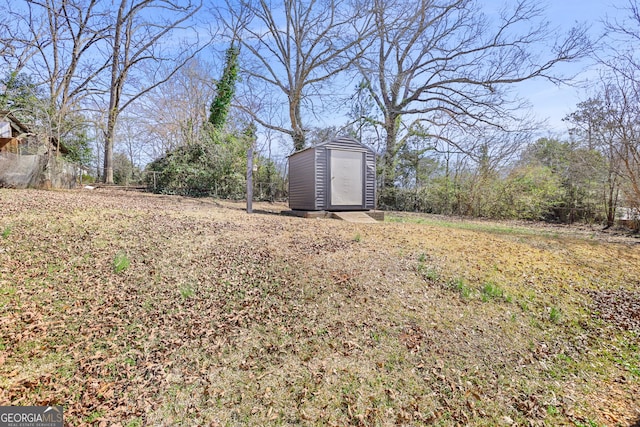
left=145, top=130, right=248, bottom=198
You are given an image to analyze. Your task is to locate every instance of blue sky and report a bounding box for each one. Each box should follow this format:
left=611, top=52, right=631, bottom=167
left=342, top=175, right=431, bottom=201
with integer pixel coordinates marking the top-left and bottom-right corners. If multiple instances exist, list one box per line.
left=511, top=0, right=622, bottom=134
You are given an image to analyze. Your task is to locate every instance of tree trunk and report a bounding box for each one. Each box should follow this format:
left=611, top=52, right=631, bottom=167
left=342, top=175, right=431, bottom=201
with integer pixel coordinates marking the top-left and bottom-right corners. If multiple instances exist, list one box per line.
left=292, top=130, right=305, bottom=152
left=381, top=113, right=398, bottom=188
left=290, top=98, right=305, bottom=151
left=103, top=120, right=115, bottom=184
left=102, top=0, right=126, bottom=184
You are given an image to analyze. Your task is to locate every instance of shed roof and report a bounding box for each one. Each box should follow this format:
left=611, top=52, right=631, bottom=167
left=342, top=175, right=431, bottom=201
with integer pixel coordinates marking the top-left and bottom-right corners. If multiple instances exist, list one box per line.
left=289, top=136, right=375, bottom=157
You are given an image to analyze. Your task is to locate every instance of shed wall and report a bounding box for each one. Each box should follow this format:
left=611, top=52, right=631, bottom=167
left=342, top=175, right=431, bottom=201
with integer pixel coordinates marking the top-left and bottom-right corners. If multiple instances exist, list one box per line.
left=288, top=148, right=317, bottom=210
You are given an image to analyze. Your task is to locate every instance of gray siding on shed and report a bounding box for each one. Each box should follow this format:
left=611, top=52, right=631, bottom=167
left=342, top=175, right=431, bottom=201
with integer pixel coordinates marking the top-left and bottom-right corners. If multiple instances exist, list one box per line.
left=288, top=136, right=376, bottom=211
left=315, top=147, right=327, bottom=209
left=364, top=151, right=376, bottom=209
left=288, top=148, right=317, bottom=210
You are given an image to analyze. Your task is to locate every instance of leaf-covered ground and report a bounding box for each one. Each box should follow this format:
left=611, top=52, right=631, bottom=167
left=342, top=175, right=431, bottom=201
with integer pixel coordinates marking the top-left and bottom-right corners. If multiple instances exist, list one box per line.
left=1, top=188, right=639, bottom=426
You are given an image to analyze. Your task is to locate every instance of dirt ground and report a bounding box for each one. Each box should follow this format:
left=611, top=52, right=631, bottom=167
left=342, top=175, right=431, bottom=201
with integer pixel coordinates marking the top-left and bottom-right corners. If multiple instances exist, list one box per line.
left=1, top=188, right=639, bottom=426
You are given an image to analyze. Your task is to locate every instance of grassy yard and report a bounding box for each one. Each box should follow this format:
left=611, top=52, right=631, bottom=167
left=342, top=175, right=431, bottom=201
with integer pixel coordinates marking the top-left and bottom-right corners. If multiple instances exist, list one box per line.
left=0, top=188, right=639, bottom=426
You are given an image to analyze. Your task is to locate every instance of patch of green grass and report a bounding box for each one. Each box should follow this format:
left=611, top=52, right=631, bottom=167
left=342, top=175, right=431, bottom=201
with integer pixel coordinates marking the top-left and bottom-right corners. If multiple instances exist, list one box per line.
left=382, top=352, right=402, bottom=373
left=1, top=226, right=11, bottom=239
left=452, top=277, right=472, bottom=299
left=353, top=233, right=362, bottom=242
left=481, top=281, right=504, bottom=301
left=385, top=214, right=561, bottom=239
left=386, top=216, right=426, bottom=225
left=547, top=405, right=559, bottom=416
left=113, top=252, right=130, bottom=273
left=386, top=215, right=555, bottom=238
left=85, top=410, right=104, bottom=423
left=47, top=263, right=63, bottom=275
left=549, top=306, right=561, bottom=323
left=125, top=418, right=143, bottom=427
left=613, top=336, right=640, bottom=378
left=416, top=254, right=439, bottom=281
left=423, top=268, right=439, bottom=281
left=574, top=420, right=603, bottom=427
left=619, top=360, right=640, bottom=378
left=180, top=285, right=195, bottom=299
left=56, top=362, right=76, bottom=379
left=417, top=252, right=440, bottom=282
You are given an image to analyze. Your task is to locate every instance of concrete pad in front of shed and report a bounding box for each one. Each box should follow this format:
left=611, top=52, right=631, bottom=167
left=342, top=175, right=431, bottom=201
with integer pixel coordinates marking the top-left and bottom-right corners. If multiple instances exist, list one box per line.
left=283, top=210, right=333, bottom=219
left=331, top=211, right=380, bottom=223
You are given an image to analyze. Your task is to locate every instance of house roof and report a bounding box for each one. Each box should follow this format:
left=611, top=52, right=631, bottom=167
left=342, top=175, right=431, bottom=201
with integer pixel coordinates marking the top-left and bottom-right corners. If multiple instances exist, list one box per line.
left=0, top=110, right=70, bottom=154
left=0, top=110, right=32, bottom=135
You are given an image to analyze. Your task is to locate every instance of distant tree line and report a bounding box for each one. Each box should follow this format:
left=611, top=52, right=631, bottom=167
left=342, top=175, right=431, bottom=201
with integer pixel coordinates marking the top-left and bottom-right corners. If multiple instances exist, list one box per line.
left=378, top=136, right=609, bottom=224
left=375, top=1, right=640, bottom=227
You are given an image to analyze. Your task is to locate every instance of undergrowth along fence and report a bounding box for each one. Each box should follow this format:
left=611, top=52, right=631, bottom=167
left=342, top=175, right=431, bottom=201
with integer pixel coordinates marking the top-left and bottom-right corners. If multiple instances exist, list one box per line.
left=377, top=185, right=639, bottom=229
left=142, top=169, right=288, bottom=201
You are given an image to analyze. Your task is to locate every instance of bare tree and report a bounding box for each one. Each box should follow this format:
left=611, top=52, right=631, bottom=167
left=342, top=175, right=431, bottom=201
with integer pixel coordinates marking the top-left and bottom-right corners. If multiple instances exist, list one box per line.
left=101, top=0, right=208, bottom=184
left=356, top=0, right=591, bottom=187
left=225, top=0, right=373, bottom=151
left=0, top=2, right=36, bottom=72
left=134, top=58, right=216, bottom=160
left=4, top=0, right=111, bottom=148
left=0, top=7, right=13, bottom=62
left=565, top=95, right=622, bottom=227
left=603, top=0, right=640, bottom=81
left=613, top=84, right=640, bottom=216
left=600, top=0, right=640, bottom=215
left=115, top=115, right=147, bottom=172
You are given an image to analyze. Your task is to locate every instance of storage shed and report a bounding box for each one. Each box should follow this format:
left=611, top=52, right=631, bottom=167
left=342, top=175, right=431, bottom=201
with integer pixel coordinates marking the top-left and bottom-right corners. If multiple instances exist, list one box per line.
left=288, top=136, right=376, bottom=211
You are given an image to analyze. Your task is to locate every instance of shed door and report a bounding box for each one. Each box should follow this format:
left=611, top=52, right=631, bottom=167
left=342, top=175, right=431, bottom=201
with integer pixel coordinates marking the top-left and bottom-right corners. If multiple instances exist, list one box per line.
left=329, top=149, right=363, bottom=207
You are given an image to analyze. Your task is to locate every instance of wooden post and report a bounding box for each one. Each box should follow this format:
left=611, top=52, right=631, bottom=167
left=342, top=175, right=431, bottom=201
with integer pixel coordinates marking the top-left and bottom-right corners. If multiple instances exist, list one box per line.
left=247, top=144, right=253, bottom=213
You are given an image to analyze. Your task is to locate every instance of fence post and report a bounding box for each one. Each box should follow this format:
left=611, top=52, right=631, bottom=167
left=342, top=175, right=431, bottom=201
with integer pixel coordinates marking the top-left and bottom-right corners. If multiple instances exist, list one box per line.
left=246, top=144, right=254, bottom=213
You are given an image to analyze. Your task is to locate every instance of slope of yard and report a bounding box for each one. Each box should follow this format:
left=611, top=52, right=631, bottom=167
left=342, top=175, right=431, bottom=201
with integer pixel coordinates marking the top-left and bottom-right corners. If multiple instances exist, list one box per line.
left=0, top=188, right=639, bottom=426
